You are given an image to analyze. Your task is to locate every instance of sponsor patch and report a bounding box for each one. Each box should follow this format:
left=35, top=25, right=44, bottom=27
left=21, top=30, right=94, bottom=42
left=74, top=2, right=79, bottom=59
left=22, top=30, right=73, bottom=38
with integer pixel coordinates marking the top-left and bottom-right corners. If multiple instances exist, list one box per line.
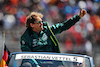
left=42, top=33, right=48, bottom=41
left=22, top=40, right=25, bottom=45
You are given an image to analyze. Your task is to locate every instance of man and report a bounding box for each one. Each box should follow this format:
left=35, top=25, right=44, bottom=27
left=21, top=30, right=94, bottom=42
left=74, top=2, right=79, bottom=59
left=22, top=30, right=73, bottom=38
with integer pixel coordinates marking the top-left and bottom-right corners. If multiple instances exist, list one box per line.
left=20, top=8, right=87, bottom=53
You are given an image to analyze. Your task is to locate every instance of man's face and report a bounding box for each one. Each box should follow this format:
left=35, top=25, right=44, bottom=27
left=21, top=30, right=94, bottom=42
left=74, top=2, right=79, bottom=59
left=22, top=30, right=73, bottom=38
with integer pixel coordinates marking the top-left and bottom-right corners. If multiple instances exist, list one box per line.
left=30, top=16, right=43, bottom=33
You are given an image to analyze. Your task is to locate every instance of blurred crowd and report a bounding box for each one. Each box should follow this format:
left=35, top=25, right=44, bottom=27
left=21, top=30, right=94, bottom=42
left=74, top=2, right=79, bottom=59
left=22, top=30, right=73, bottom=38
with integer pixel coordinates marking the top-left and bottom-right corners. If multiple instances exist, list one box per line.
left=0, top=0, right=100, bottom=64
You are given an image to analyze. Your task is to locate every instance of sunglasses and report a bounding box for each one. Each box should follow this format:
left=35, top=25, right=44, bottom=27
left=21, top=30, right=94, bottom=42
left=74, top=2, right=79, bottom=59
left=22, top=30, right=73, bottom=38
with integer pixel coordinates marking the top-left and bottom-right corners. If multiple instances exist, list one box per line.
left=35, top=20, right=43, bottom=24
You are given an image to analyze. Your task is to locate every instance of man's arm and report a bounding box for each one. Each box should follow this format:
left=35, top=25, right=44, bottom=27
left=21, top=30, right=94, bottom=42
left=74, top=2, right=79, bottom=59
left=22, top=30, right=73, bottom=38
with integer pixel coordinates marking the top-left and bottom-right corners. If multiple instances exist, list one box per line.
left=50, top=8, right=87, bottom=35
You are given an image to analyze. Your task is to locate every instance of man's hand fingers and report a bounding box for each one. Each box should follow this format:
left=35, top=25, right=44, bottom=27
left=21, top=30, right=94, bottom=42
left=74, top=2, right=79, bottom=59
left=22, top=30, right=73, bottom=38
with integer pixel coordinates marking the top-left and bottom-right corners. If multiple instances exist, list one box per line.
left=81, top=8, right=87, bottom=15
left=83, top=10, right=87, bottom=15
left=81, top=8, right=82, bottom=11
left=80, top=8, right=82, bottom=13
left=79, top=8, right=87, bottom=18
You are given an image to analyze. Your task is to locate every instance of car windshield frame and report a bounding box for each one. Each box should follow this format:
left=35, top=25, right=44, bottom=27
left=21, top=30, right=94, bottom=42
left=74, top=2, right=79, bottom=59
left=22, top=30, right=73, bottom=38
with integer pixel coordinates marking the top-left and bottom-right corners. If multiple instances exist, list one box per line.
left=9, top=52, right=92, bottom=67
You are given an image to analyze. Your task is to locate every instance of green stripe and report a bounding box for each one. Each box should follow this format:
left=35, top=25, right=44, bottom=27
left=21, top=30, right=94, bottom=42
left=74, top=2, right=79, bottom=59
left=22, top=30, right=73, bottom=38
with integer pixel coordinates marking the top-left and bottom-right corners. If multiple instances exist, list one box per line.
left=47, top=23, right=59, bottom=45
left=50, top=36, right=57, bottom=46
left=47, top=22, right=60, bottom=53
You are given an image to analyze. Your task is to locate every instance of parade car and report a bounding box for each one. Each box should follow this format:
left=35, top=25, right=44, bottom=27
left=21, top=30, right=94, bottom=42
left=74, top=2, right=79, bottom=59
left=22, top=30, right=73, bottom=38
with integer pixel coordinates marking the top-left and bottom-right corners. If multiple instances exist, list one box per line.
left=8, top=52, right=94, bottom=67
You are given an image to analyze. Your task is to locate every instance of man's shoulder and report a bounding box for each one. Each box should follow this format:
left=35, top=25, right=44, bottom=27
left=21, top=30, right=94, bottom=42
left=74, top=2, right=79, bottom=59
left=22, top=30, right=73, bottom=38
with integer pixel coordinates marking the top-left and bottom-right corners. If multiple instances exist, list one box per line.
left=43, top=22, right=47, bottom=26
left=43, top=22, right=49, bottom=29
left=43, top=22, right=47, bottom=28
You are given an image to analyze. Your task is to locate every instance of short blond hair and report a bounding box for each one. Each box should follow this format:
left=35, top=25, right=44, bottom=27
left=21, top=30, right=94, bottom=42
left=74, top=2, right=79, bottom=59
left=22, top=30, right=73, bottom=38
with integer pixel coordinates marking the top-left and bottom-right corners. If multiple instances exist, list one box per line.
left=25, top=12, right=43, bottom=28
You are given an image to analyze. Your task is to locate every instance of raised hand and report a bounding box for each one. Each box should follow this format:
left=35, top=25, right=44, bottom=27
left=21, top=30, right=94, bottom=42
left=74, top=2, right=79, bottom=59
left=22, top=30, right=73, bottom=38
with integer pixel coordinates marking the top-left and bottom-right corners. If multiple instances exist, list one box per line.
left=79, top=8, right=87, bottom=18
